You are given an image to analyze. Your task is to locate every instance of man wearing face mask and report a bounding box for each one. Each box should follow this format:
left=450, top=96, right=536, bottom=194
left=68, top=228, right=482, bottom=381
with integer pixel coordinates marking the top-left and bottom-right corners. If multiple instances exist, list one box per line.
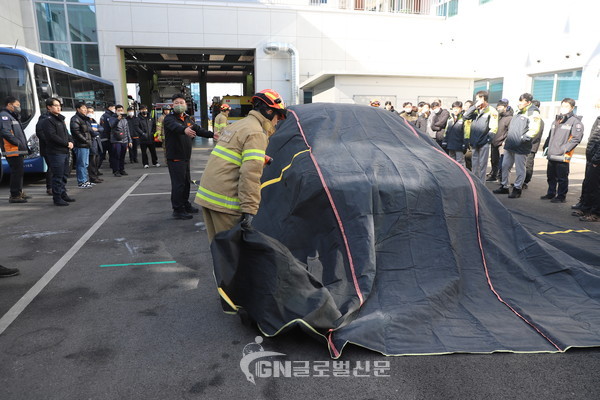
left=99, top=103, right=117, bottom=169
left=444, top=101, right=466, bottom=167
left=487, top=99, right=512, bottom=182
left=540, top=98, right=583, bottom=203
left=86, top=106, right=104, bottom=184
left=196, top=89, right=286, bottom=240
left=164, top=93, right=213, bottom=220
left=109, top=105, right=132, bottom=177
left=0, top=96, right=30, bottom=203
left=136, top=105, right=159, bottom=168
left=430, top=101, right=450, bottom=149
left=494, top=93, right=541, bottom=199
left=126, top=107, right=140, bottom=163
left=399, top=102, right=418, bottom=126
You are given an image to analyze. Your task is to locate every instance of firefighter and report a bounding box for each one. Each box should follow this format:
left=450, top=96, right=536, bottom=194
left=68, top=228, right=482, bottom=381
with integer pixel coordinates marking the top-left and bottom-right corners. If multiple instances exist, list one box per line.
left=155, top=105, right=171, bottom=145
left=370, top=99, right=381, bottom=108
left=195, top=89, right=287, bottom=241
left=214, top=103, right=231, bottom=140
left=0, top=96, right=30, bottom=203
left=164, top=93, right=213, bottom=220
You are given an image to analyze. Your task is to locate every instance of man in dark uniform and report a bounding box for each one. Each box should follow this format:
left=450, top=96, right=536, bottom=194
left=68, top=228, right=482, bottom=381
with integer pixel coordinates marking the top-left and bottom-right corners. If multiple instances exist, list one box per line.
left=0, top=96, right=30, bottom=203
left=164, top=93, right=213, bottom=219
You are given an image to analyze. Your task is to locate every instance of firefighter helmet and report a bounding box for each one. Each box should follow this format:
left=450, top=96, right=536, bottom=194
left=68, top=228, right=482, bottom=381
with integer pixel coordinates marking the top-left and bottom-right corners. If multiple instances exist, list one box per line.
left=370, top=100, right=381, bottom=107
left=252, top=89, right=287, bottom=120
left=220, top=104, right=231, bottom=111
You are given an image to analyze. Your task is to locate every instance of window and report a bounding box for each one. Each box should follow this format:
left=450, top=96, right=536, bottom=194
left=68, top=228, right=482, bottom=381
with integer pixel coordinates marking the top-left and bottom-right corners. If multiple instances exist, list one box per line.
left=473, top=78, right=504, bottom=104
left=34, top=64, right=51, bottom=110
left=35, top=0, right=101, bottom=76
left=479, top=0, right=493, bottom=4
left=0, top=54, right=35, bottom=127
left=532, top=69, right=582, bottom=102
left=436, top=0, right=459, bottom=17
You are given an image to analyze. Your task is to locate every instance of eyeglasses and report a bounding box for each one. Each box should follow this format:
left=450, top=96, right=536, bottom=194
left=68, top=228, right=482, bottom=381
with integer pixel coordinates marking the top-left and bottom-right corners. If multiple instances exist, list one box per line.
left=51, top=103, right=61, bottom=107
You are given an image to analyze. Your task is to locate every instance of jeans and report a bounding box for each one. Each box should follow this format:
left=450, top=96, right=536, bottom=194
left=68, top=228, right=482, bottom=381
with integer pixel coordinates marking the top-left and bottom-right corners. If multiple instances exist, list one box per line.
left=46, top=153, right=70, bottom=202
left=167, top=159, right=191, bottom=211
left=6, top=155, right=24, bottom=197
left=110, top=143, right=128, bottom=173
left=546, top=160, right=570, bottom=200
left=73, top=147, right=90, bottom=184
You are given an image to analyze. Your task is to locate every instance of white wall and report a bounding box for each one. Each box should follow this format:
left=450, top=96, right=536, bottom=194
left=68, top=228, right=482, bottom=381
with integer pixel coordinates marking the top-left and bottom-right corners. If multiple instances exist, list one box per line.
left=0, top=0, right=35, bottom=49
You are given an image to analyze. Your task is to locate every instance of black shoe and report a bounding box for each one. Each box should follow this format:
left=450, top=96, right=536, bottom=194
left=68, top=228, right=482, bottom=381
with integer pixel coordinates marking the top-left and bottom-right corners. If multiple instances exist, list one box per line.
left=571, top=202, right=582, bottom=210
left=540, top=194, right=555, bottom=200
left=62, top=195, right=76, bottom=202
left=9, top=196, right=27, bottom=203
left=0, top=265, right=20, bottom=278
left=493, top=186, right=509, bottom=194
left=185, top=205, right=199, bottom=214
left=54, top=199, right=69, bottom=206
left=46, top=188, right=53, bottom=196
left=572, top=210, right=585, bottom=217
left=173, top=210, right=193, bottom=220
left=486, top=176, right=497, bottom=182
left=20, top=191, right=31, bottom=199
left=508, top=188, right=522, bottom=198
left=119, top=170, right=128, bottom=176
left=550, top=197, right=566, bottom=203
left=522, top=183, right=528, bottom=189
left=90, top=178, right=103, bottom=183
left=98, top=172, right=104, bottom=176
left=113, top=172, right=122, bottom=177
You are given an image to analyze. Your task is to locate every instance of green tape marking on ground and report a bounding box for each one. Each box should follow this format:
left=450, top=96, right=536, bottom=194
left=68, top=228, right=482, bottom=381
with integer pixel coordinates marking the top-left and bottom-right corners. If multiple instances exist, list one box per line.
left=99, top=261, right=177, bottom=267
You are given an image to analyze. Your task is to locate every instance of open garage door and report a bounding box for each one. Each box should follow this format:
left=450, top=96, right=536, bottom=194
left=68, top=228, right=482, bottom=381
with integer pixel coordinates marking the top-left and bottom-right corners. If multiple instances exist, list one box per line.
left=123, top=47, right=255, bottom=129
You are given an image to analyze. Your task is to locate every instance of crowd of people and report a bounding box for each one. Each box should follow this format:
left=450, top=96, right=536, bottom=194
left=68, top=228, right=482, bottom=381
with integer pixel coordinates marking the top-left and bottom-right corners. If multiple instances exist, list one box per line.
left=374, top=91, right=600, bottom=222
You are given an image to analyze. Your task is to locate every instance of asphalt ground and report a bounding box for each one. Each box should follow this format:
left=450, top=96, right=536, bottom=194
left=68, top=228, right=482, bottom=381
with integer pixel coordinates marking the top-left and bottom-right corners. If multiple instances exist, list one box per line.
left=0, top=141, right=599, bottom=400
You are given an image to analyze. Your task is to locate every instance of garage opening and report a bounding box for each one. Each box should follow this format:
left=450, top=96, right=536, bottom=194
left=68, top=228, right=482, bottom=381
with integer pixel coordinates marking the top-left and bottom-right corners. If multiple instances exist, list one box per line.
left=123, top=47, right=255, bottom=129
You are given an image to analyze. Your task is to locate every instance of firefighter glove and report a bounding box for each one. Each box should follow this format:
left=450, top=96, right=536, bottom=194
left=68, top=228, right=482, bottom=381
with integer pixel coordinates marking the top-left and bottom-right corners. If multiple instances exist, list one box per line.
left=240, top=213, right=254, bottom=229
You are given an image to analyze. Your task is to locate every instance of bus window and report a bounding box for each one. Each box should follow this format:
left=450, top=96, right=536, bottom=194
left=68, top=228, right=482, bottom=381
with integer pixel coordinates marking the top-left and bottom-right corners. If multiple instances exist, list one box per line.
left=50, top=69, right=74, bottom=110
left=34, top=64, right=51, bottom=110
left=0, top=53, right=34, bottom=127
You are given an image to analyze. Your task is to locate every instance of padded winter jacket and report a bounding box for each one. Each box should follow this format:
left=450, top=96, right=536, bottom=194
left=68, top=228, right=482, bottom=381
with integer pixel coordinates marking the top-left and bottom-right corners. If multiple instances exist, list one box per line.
left=504, top=104, right=542, bottom=155
left=543, top=112, right=583, bottom=163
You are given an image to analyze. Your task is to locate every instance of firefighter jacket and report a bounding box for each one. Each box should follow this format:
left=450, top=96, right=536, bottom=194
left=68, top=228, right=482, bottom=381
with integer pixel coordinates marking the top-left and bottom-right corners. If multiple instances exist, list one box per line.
left=163, top=112, right=213, bottom=160
left=214, top=112, right=228, bottom=139
left=463, top=104, right=499, bottom=148
left=586, top=117, right=600, bottom=165
left=41, top=112, right=72, bottom=155
left=70, top=112, right=92, bottom=148
left=0, top=109, right=28, bottom=157
left=504, top=104, right=542, bottom=155
left=195, top=110, right=274, bottom=216
left=444, top=113, right=465, bottom=151
left=155, top=114, right=167, bottom=142
left=542, top=112, right=583, bottom=163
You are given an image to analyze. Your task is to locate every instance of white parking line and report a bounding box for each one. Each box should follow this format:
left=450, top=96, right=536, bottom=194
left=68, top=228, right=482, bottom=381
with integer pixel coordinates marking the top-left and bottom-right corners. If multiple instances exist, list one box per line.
left=0, top=174, right=149, bottom=336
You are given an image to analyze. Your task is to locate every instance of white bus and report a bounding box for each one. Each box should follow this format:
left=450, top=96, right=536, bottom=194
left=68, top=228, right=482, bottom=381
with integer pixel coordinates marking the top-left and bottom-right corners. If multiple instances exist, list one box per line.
left=0, top=45, right=115, bottom=175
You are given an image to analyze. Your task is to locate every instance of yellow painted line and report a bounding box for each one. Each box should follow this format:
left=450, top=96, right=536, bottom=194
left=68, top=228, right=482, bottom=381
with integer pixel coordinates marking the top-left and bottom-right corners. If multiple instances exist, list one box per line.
left=261, top=149, right=310, bottom=189
left=538, top=229, right=593, bottom=235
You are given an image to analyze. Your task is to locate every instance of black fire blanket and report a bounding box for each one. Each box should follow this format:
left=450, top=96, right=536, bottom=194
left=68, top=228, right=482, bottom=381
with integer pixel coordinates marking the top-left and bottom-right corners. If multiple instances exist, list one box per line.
left=211, top=103, right=600, bottom=358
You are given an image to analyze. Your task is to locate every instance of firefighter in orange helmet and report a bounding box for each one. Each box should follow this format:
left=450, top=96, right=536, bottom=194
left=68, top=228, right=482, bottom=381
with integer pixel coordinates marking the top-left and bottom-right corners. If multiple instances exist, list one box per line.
left=370, top=99, right=381, bottom=107
left=196, top=89, right=287, bottom=241
left=213, top=103, right=231, bottom=141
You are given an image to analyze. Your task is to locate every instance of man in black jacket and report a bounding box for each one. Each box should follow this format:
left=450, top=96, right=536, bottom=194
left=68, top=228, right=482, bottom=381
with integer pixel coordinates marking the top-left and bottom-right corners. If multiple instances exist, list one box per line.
left=0, top=96, right=30, bottom=203
left=136, top=105, right=159, bottom=168
left=574, top=116, right=600, bottom=221
left=487, top=99, right=512, bottom=182
left=70, top=102, right=93, bottom=188
left=523, top=99, right=545, bottom=188
left=99, top=103, right=116, bottom=168
left=430, top=101, right=450, bottom=150
left=164, top=93, right=213, bottom=219
left=41, top=98, right=75, bottom=206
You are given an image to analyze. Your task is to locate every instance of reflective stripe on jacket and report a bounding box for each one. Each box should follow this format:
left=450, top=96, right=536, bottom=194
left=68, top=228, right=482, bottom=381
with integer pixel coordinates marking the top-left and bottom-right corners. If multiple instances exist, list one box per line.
left=504, top=104, right=542, bottom=155
left=214, top=112, right=228, bottom=136
left=196, top=110, right=273, bottom=215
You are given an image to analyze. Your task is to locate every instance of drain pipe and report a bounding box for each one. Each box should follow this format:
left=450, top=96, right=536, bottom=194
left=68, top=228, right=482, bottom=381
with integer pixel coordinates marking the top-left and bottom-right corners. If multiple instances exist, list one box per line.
left=263, top=42, right=299, bottom=105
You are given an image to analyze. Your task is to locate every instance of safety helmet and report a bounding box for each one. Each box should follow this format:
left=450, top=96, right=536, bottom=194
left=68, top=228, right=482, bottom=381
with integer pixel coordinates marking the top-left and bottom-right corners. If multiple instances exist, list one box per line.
left=252, top=89, right=287, bottom=120
left=162, top=105, right=171, bottom=111
left=370, top=100, right=381, bottom=107
left=220, top=104, right=231, bottom=111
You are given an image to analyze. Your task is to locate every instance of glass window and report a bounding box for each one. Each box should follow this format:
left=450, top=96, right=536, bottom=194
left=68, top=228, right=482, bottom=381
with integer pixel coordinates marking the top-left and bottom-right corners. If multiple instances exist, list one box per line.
left=556, top=70, right=581, bottom=101
left=67, top=4, right=98, bottom=42
left=71, top=43, right=101, bottom=76
left=488, top=79, right=503, bottom=104
left=479, top=0, right=492, bottom=4
left=532, top=74, right=554, bottom=102
left=50, top=69, right=72, bottom=99
left=36, top=3, right=68, bottom=42
left=0, top=54, right=35, bottom=127
left=40, top=42, right=71, bottom=65
left=67, top=0, right=95, bottom=3
left=34, top=64, right=51, bottom=110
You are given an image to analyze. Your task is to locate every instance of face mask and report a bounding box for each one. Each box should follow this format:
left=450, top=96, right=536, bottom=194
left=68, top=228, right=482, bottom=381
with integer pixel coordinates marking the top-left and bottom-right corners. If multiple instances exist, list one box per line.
left=173, top=104, right=187, bottom=114
left=87, top=113, right=94, bottom=118
left=433, top=108, right=440, bottom=114
left=128, top=112, right=134, bottom=117
left=559, top=107, right=571, bottom=115
left=12, top=106, right=21, bottom=114
left=109, top=108, right=115, bottom=113
left=404, top=108, right=412, bottom=113
left=141, top=111, right=147, bottom=116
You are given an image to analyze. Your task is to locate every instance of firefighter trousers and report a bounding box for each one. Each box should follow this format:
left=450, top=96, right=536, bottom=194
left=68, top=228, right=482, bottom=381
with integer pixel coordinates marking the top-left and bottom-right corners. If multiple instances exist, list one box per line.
left=201, top=207, right=239, bottom=243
